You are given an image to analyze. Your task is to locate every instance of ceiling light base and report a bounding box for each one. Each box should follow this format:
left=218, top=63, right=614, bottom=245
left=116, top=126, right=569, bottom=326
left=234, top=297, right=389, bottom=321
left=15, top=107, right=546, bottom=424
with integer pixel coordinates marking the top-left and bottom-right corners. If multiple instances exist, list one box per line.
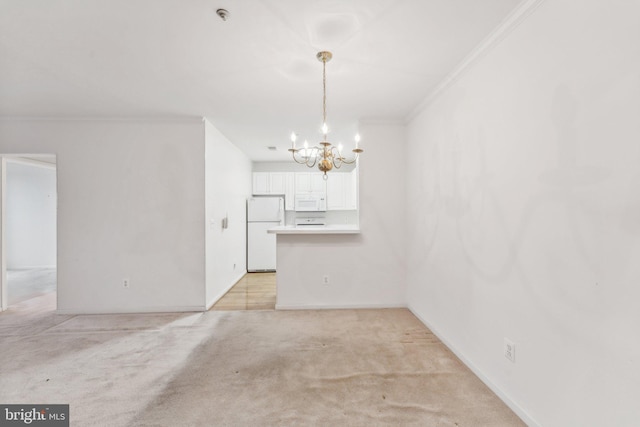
left=216, top=9, right=230, bottom=21
left=316, top=51, right=332, bottom=63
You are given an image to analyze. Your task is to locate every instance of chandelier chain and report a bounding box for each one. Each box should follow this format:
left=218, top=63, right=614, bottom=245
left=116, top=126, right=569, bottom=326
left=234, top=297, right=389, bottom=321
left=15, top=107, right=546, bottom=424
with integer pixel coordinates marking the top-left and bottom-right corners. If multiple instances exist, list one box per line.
left=322, top=57, right=327, bottom=137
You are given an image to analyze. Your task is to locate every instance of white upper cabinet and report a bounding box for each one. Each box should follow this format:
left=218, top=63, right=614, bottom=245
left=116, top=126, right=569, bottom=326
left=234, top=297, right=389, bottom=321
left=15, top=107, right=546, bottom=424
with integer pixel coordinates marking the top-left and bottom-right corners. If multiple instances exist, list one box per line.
left=254, top=170, right=354, bottom=211
left=295, top=173, right=310, bottom=192
left=346, top=169, right=358, bottom=210
left=326, top=173, right=345, bottom=210
left=269, top=172, right=286, bottom=194
left=283, top=173, right=295, bottom=210
left=252, top=172, right=295, bottom=210
left=252, top=172, right=270, bottom=195
left=326, top=170, right=358, bottom=211
left=310, top=173, right=326, bottom=192
left=295, top=172, right=326, bottom=193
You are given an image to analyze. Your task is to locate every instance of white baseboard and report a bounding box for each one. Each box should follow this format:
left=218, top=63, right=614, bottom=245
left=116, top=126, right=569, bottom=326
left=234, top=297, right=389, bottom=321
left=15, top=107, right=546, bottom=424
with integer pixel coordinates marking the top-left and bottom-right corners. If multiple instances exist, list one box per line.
left=275, top=303, right=406, bottom=310
left=408, top=305, right=539, bottom=427
left=56, top=305, right=206, bottom=315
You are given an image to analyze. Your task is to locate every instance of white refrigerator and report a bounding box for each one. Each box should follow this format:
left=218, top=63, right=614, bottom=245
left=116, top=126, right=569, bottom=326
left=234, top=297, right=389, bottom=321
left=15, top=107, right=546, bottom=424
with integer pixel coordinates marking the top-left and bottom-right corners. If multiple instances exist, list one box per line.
left=247, top=196, right=284, bottom=272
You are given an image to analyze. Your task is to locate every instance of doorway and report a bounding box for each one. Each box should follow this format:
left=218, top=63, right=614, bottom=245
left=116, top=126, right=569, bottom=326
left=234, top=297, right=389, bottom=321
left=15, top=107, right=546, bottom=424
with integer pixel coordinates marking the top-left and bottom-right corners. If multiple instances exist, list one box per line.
left=0, top=155, right=57, bottom=312
left=210, top=272, right=276, bottom=311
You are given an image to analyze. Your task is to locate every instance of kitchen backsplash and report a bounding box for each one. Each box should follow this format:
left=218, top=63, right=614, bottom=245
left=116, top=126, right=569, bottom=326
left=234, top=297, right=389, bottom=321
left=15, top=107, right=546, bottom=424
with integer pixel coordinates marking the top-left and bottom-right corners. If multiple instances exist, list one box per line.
left=284, top=210, right=358, bottom=226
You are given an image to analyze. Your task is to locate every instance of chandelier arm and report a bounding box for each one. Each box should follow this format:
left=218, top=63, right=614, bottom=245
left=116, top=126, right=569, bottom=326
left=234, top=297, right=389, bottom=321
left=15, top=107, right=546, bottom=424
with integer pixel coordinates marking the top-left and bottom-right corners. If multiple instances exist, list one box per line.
left=307, top=147, right=319, bottom=168
left=290, top=150, right=307, bottom=165
left=329, top=146, right=343, bottom=169
left=291, top=149, right=317, bottom=167
left=339, top=152, right=360, bottom=165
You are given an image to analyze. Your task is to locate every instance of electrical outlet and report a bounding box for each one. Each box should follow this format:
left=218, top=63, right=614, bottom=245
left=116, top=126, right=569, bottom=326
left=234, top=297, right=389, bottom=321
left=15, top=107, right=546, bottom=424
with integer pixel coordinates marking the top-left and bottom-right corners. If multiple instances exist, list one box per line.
left=123, top=278, right=130, bottom=289
left=504, top=338, right=515, bottom=363
left=322, top=275, right=330, bottom=285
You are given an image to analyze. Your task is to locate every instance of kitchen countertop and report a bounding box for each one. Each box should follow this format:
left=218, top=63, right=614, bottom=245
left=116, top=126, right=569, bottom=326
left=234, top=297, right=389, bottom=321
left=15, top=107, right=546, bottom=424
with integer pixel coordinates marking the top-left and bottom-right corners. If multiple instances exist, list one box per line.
left=268, top=225, right=360, bottom=234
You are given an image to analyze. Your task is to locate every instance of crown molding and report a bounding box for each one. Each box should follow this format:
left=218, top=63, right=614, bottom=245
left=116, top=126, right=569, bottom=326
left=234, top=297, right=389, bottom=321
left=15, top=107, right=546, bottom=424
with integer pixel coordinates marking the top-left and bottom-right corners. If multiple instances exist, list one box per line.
left=406, top=0, right=546, bottom=123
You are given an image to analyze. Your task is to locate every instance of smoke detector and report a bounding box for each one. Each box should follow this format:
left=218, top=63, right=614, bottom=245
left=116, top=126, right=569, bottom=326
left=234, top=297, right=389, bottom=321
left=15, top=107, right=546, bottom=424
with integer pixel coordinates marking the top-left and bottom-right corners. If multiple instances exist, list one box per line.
left=216, top=9, right=230, bottom=21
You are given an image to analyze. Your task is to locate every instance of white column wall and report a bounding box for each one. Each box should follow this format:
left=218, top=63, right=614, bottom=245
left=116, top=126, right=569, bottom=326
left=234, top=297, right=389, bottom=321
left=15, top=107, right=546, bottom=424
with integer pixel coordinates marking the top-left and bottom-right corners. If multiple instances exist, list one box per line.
left=204, top=119, right=252, bottom=308
left=405, top=0, right=640, bottom=426
left=0, top=119, right=206, bottom=313
left=276, top=122, right=406, bottom=309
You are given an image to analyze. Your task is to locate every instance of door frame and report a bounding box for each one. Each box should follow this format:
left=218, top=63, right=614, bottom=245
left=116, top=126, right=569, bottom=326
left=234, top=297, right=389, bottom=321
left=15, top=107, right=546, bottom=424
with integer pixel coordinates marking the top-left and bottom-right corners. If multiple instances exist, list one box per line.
left=0, top=155, right=57, bottom=312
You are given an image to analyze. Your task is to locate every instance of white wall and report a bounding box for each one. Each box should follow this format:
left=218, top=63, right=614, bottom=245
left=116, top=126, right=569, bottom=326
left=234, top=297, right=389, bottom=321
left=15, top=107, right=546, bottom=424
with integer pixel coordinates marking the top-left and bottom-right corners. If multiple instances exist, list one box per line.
left=405, top=1, right=640, bottom=426
left=276, top=121, right=406, bottom=308
left=6, top=160, right=57, bottom=268
left=204, top=119, right=252, bottom=308
left=0, top=119, right=206, bottom=313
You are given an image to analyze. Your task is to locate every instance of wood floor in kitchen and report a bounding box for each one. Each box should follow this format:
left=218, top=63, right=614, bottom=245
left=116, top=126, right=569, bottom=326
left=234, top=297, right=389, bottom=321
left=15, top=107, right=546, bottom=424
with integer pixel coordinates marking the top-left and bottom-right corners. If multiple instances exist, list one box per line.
left=210, top=272, right=276, bottom=311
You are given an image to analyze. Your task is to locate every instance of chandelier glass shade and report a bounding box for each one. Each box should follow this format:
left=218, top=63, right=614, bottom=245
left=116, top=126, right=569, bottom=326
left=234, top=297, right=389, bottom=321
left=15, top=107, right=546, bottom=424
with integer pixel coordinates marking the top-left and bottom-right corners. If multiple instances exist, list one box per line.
left=288, top=51, right=363, bottom=179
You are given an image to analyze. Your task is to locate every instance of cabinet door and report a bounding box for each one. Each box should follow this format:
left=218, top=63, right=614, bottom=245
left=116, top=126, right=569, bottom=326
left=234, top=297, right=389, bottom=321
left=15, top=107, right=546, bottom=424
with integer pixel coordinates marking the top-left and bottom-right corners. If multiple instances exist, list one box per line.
left=284, top=173, right=295, bottom=210
left=295, top=173, right=311, bottom=192
left=269, top=172, right=286, bottom=194
left=310, top=173, right=326, bottom=193
left=326, top=174, right=345, bottom=210
left=345, top=169, right=358, bottom=210
left=253, top=172, right=270, bottom=195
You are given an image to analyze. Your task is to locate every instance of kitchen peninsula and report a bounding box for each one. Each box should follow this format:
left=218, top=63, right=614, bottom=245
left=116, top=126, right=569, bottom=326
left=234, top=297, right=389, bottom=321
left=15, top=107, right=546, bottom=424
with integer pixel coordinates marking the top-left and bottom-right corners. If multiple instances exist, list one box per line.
left=253, top=163, right=363, bottom=309
left=268, top=225, right=364, bottom=310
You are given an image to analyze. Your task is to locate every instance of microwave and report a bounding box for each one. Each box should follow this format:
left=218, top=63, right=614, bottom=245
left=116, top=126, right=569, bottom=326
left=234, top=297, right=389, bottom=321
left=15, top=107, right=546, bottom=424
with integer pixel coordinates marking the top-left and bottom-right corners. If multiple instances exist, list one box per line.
left=294, top=193, right=326, bottom=212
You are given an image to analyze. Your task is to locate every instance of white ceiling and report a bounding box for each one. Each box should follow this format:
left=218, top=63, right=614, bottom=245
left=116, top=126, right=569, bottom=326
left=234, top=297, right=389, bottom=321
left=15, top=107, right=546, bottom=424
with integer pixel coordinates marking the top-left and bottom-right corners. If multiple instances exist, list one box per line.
left=0, top=0, right=521, bottom=161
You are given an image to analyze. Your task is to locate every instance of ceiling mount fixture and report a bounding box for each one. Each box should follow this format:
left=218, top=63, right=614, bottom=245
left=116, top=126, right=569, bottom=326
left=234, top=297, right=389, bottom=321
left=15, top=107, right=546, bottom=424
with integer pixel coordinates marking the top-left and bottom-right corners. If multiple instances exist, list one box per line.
left=288, top=51, right=363, bottom=180
left=216, top=8, right=230, bottom=21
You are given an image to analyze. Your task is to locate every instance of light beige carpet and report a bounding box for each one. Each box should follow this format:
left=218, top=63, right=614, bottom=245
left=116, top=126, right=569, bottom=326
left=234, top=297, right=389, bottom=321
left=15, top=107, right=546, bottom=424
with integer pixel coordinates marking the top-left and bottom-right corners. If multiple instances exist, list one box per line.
left=0, top=296, right=524, bottom=426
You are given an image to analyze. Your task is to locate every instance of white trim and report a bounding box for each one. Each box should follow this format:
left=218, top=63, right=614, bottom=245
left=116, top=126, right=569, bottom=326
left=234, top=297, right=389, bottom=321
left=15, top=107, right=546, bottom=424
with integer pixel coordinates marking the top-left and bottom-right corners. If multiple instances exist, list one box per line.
left=275, top=303, right=406, bottom=310
left=408, top=305, right=540, bottom=427
left=205, top=271, right=247, bottom=310
left=4, top=157, right=56, bottom=170
left=56, top=305, right=207, bottom=315
left=406, top=0, right=546, bottom=122
left=0, top=157, right=6, bottom=312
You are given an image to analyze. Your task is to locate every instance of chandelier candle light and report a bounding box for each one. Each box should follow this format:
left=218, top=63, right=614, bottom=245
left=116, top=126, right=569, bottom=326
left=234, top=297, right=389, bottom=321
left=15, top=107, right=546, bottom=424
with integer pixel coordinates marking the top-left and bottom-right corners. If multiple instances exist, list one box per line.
left=289, top=51, right=363, bottom=179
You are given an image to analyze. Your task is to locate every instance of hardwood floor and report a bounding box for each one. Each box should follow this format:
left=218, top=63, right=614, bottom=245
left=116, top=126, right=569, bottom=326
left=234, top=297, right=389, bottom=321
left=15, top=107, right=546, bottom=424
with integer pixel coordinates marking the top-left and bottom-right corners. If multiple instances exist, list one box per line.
left=211, top=272, right=276, bottom=311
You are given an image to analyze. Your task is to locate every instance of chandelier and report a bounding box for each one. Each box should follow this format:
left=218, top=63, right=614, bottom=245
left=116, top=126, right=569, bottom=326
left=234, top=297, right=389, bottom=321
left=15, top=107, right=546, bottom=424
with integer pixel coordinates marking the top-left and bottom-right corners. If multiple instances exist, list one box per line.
left=288, top=51, right=363, bottom=179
